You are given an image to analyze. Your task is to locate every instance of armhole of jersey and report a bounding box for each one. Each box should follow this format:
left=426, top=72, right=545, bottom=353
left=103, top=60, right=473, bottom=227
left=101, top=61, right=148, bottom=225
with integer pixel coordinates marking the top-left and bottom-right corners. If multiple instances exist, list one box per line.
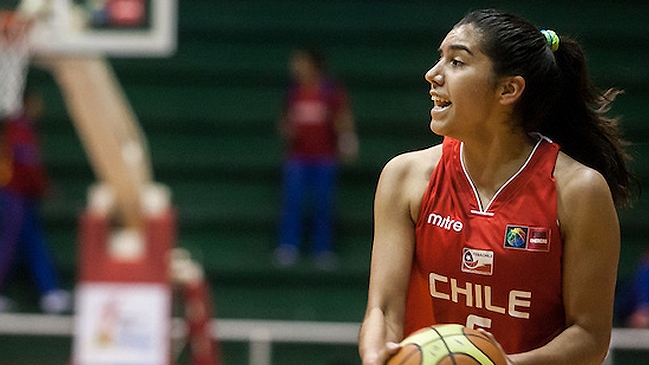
left=416, top=139, right=452, bottom=228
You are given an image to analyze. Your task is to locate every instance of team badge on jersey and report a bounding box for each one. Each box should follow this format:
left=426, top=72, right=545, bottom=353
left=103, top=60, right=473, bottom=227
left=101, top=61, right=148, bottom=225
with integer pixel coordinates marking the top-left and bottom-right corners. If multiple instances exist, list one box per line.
left=461, top=248, right=494, bottom=276
left=504, top=225, right=550, bottom=252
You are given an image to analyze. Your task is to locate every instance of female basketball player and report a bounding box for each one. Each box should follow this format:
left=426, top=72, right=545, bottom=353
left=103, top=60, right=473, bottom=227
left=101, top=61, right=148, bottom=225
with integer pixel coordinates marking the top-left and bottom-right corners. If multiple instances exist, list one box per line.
left=359, top=9, right=634, bottom=365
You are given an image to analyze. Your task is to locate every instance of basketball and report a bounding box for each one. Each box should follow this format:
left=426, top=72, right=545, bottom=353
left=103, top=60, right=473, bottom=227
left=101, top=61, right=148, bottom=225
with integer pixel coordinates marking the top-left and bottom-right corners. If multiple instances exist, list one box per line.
left=386, top=324, right=507, bottom=365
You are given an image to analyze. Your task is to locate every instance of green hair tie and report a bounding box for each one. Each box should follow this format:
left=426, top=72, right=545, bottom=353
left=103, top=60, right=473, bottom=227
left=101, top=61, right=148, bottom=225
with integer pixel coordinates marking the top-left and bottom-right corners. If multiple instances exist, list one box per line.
left=541, top=29, right=560, bottom=52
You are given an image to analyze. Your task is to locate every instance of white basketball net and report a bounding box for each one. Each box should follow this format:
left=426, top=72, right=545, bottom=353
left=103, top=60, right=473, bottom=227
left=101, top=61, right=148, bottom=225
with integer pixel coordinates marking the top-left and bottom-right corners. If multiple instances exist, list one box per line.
left=0, top=12, right=31, bottom=118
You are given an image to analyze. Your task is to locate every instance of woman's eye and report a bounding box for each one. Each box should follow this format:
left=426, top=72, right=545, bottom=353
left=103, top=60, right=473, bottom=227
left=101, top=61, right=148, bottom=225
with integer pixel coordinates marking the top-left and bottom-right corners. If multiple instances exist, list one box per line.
left=451, top=59, right=463, bottom=66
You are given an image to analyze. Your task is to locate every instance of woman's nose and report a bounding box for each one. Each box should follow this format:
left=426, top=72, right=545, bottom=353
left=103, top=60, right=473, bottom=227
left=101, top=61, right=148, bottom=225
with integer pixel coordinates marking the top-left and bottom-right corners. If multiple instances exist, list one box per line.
left=424, top=64, right=443, bottom=86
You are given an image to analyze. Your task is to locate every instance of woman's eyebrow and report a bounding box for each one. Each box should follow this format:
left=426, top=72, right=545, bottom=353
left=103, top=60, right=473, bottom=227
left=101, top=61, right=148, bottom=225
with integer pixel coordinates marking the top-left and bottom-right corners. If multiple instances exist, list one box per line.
left=438, top=44, right=474, bottom=56
left=449, top=44, right=474, bottom=55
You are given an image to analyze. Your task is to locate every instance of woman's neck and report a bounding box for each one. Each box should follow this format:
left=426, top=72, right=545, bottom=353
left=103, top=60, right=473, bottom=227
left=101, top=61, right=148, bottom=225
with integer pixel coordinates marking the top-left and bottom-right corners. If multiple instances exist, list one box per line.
left=460, top=132, right=536, bottom=205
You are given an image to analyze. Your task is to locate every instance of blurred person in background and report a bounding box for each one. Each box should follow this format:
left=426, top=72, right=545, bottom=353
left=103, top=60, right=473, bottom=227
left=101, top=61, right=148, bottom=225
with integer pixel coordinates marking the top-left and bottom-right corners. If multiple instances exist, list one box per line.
left=274, top=48, right=359, bottom=270
left=0, top=88, right=71, bottom=314
left=616, top=251, right=649, bottom=328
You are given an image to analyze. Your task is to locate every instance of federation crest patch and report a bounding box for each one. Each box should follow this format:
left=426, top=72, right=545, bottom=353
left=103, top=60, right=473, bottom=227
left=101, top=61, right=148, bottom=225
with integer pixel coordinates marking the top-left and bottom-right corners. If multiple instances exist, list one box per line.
left=504, top=225, right=550, bottom=252
left=461, top=248, right=494, bottom=276
left=504, top=226, right=528, bottom=249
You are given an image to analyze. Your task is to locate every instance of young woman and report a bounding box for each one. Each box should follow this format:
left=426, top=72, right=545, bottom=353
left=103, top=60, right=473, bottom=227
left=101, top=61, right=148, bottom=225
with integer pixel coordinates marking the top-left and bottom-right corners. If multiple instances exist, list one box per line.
left=359, top=9, right=633, bottom=365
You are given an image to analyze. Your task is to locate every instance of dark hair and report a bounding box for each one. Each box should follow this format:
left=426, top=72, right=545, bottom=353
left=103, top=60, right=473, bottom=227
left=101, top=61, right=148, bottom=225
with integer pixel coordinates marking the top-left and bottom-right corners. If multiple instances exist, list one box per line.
left=456, top=9, right=635, bottom=207
left=295, top=47, right=327, bottom=73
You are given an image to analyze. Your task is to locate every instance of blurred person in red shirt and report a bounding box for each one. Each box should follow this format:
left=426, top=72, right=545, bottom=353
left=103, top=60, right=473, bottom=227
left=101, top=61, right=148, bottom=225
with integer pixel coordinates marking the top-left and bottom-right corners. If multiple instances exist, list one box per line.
left=0, top=89, right=70, bottom=314
left=274, top=48, right=358, bottom=270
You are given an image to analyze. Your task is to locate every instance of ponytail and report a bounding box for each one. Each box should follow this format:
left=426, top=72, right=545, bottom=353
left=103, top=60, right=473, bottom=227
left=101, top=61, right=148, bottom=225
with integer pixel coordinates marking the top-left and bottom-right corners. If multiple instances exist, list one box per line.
left=540, top=37, right=634, bottom=207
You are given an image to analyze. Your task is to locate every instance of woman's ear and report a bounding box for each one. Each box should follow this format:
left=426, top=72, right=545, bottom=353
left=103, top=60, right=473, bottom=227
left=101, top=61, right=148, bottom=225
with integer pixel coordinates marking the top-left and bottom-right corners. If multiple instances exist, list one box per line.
left=499, top=75, right=526, bottom=106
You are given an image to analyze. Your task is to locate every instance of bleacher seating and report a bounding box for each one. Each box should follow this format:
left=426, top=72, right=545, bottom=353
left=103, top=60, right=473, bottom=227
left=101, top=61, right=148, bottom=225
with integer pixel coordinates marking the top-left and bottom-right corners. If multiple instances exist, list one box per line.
left=9, top=1, right=648, bottom=364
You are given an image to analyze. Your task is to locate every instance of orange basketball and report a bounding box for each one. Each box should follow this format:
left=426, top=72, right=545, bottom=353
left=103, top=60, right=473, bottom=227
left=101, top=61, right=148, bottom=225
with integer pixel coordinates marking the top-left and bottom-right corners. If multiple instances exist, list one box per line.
left=386, top=324, right=507, bottom=365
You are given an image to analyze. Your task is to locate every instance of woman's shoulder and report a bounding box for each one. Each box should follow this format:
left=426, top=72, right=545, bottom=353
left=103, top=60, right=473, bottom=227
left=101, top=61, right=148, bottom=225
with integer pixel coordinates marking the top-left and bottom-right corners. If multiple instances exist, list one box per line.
left=376, top=144, right=443, bottom=219
left=554, top=149, right=619, bottom=268
left=554, top=151, right=615, bottom=223
left=555, top=152, right=610, bottom=197
left=381, top=144, right=443, bottom=180
left=377, top=144, right=443, bottom=197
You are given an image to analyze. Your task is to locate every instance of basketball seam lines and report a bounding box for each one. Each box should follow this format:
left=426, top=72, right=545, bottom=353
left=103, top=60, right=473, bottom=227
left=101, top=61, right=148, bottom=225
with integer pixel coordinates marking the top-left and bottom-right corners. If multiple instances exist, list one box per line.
left=464, top=332, right=499, bottom=365
left=431, top=326, right=458, bottom=365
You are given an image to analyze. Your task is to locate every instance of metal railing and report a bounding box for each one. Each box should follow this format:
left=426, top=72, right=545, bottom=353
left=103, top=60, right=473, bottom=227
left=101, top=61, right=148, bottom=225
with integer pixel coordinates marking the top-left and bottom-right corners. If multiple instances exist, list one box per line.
left=0, top=314, right=647, bottom=365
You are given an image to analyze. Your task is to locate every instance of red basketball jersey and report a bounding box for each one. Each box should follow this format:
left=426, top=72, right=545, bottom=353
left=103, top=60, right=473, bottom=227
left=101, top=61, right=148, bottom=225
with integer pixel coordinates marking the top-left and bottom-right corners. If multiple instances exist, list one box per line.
left=405, top=136, right=565, bottom=354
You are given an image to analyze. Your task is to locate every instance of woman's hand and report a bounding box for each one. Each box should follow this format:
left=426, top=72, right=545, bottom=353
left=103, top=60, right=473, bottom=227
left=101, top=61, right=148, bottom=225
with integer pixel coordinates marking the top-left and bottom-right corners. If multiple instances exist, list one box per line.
left=362, top=341, right=401, bottom=365
left=478, top=329, right=514, bottom=365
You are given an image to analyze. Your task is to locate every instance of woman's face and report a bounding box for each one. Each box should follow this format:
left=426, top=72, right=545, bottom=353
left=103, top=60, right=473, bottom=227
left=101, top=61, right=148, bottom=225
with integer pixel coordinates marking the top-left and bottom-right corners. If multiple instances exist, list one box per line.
left=424, top=24, right=502, bottom=140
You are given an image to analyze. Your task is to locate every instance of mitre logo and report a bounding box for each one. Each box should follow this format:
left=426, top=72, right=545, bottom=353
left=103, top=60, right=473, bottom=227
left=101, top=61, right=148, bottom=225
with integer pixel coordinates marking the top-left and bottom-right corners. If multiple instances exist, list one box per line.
left=425, top=212, right=464, bottom=233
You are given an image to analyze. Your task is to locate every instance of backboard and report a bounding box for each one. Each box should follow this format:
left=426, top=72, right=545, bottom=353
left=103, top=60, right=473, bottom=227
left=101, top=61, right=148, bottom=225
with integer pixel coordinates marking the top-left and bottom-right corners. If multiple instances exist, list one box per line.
left=2, top=0, right=177, bottom=57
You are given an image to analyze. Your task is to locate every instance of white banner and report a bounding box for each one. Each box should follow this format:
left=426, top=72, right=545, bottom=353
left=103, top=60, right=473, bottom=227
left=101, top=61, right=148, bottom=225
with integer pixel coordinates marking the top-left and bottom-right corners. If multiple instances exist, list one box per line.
left=72, top=283, right=171, bottom=365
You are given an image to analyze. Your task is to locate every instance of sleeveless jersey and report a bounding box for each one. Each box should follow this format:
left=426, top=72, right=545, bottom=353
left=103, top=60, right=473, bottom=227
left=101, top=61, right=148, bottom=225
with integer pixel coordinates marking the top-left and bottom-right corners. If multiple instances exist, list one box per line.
left=405, top=136, right=565, bottom=354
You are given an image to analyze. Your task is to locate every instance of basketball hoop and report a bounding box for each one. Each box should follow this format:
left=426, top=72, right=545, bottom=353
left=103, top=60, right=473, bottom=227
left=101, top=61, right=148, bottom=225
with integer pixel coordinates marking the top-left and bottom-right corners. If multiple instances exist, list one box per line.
left=0, top=11, right=32, bottom=118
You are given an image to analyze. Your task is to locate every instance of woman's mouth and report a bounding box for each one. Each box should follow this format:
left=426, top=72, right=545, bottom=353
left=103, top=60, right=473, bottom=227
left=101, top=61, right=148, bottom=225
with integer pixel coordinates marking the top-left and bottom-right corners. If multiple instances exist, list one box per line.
left=432, top=95, right=452, bottom=111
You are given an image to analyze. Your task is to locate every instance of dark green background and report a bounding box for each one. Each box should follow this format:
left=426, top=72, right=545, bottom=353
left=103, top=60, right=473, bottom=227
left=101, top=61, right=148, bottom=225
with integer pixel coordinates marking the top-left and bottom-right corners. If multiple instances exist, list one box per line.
left=1, top=0, right=648, bottom=364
